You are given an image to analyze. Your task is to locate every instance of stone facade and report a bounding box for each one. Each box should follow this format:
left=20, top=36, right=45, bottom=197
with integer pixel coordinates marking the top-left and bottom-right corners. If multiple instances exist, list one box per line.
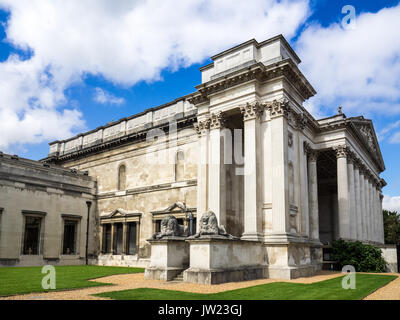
left=0, top=152, right=96, bottom=266
left=0, top=35, right=390, bottom=280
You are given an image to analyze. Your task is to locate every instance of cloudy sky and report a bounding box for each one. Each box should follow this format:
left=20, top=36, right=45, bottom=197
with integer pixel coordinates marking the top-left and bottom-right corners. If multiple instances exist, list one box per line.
left=0, top=0, right=399, bottom=211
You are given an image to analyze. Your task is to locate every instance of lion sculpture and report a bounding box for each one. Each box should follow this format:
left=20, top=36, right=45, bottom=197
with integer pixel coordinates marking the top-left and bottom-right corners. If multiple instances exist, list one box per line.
left=152, top=215, right=188, bottom=239
left=192, top=211, right=237, bottom=239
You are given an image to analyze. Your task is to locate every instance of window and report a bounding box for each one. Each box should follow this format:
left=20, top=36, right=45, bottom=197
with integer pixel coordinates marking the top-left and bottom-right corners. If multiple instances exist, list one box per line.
left=23, top=216, right=42, bottom=255
left=63, top=220, right=78, bottom=254
left=102, top=224, right=112, bottom=253
left=114, top=223, right=123, bottom=254
left=175, top=151, right=185, bottom=181
left=118, top=165, right=126, bottom=190
left=127, top=222, right=137, bottom=255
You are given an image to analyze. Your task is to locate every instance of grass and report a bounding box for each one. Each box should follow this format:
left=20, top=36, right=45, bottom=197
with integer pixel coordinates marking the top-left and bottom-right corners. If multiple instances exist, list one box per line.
left=96, top=274, right=397, bottom=300
left=0, top=265, right=144, bottom=297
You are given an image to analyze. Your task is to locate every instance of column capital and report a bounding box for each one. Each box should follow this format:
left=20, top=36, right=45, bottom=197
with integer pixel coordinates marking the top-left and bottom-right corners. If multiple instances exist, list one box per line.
left=266, top=98, right=290, bottom=119
left=333, top=144, right=348, bottom=159
left=209, top=112, right=227, bottom=129
left=304, top=143, right=319, bottom=162
left=240, top=101, right=264, bottom=121
left=194, top=118, right=210, bottom=136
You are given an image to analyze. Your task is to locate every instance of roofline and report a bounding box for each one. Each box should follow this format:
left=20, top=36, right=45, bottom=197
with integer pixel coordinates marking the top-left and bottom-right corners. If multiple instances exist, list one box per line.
left=201, top=34, right=301, bottom=70
left=49, top=92, right=196, bottom=146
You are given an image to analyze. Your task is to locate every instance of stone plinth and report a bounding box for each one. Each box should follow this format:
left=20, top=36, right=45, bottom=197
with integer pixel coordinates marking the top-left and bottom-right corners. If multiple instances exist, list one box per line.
left=145, top=237, right=189, bottom=281
left=264, top=237, right=321, bottom=279
left=183, top=236, right=267, bottom=284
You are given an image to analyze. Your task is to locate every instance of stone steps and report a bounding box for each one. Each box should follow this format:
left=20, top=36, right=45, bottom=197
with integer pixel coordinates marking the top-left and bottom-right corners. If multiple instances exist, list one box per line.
left=170, top=271, right=184, bottom=282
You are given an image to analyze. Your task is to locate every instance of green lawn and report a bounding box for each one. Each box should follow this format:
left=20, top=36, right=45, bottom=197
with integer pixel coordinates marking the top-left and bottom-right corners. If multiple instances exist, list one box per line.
left=0, top=265, right=144, bottom=297
left=96, top=274, right=397, bottom=300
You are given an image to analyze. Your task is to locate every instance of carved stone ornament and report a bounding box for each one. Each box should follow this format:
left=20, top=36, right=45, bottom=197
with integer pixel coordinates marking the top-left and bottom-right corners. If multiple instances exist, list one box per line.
left=209, top=112, right=227, bottom=130
left=266, top=99, right=290, bottom=118
left=304, top=141, right=318, bottom=161
left=194, top=118, right=210, bottom=136
left=358, top=125, right=377, bottom=154
left=240, top=101, right=264, bottom=121
left=333, top=145, right=348, bottom=159
left=189, top=211, right=238, bottom=239
left=295, top=113, right=308, bottom=130
left=151, top=215, right=188, bottom=239
left=288, top=131, right=293, bottom=148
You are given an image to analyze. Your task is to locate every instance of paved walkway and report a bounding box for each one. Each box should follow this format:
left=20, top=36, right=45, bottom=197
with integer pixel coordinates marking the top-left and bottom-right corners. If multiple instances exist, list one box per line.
left=0, top=271, right=397, bottom=300
left=364, top=273, right=400, bottom=300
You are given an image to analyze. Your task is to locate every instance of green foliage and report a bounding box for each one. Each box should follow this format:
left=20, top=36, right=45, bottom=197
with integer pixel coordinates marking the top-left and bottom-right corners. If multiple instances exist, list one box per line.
left=331, top=239, right=386, bottom=272
left=383, top=210, right=400, bottom=244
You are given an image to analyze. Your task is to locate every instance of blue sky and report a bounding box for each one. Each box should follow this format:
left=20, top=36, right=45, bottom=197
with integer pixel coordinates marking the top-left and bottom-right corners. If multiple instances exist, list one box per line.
left=0, top=0, right=399, bottom=209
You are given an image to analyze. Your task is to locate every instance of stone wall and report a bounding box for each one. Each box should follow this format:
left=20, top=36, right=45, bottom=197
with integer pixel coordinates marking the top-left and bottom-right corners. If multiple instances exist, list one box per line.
left=0, top=153, right=96, bottom=267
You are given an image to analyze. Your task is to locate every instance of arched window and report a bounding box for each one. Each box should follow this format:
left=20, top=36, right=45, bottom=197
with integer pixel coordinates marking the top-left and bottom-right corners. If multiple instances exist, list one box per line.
left=118, top=165, right=126, bottom=190
left=175, top=151, right=185, bottom=181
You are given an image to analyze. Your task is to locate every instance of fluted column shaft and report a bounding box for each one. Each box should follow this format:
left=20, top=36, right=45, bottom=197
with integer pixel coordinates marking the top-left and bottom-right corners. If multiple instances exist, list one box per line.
left=307, top=150, right=319, bottom=240
left=347, top=158, right=356, bottom=239
left=335, top=145, right=350, bottom=240
left=353, top=165, right=361, bottom=240
left=241, top=103, right=263, bottom=240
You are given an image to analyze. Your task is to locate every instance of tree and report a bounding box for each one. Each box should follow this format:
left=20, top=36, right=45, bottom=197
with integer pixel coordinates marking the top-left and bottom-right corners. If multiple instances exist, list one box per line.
left=383, top=210, right=400, bottom=244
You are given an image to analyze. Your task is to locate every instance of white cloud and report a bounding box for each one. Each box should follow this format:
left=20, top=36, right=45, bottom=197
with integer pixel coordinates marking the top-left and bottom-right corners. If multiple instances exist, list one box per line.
left=94, top=88, right=125, bottom=105
left=377, top=120, right=400, bottom=141
left=383, top=195, right=400, bottom=212
left=389, top=131, right=400, bottom=144
left=0, top=0, right=310, bottom=150
left=296, top=5, right=400, bottom=118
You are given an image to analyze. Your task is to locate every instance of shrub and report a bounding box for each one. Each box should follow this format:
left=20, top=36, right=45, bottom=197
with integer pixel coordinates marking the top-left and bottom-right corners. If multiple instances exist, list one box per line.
left=331, top=239, right=386, bottom=272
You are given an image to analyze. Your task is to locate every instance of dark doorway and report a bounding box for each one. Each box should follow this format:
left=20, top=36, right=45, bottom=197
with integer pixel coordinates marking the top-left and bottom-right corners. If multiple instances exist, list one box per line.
left=114, top=223, right=123, bottom=254
left=63, top=220, right=77, bottom=254
left=127, top=222, right=137, bottom=255
left=103, top=224, right=112, bottom=253
left=23, top=216, right=42, bottom=255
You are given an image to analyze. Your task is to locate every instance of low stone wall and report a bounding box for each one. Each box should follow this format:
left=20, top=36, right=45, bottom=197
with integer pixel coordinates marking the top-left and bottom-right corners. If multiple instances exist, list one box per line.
left=379, top=245, right=398, bottom=273
left=96, top=254, right=150, bottom=268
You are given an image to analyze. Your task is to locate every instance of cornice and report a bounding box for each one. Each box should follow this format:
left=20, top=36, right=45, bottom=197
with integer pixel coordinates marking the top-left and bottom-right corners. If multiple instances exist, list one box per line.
left=44, top=114, right=197, bottom=164
left=189, top=59, right=316, bottom=106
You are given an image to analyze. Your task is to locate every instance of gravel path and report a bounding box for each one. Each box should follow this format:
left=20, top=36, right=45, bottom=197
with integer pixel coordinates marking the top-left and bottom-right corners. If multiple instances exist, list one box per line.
left=1, top=271, right=397, bottom=300
left=363, top=273, right=400, bottom=300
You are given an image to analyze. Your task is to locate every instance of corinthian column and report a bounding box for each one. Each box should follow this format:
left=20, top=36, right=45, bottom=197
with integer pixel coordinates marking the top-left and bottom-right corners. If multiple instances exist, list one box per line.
left=359, top=167, right=367, bottom=241
left=208, top=112, right=228, bottom=228
left=334, top=145, right=350, bottom=240
left=364, top=174, right=371, bottom=242
left=347, top=153, right=356, bottom=239
left=194, top=118, right=210, bottom=231
left=267, top=99, right=291, bottom=237
left=306, top=147, right=319, bottom=241
left=240, top=102, right=264, bottom=241
left=353, top=160, right=361, bottom=240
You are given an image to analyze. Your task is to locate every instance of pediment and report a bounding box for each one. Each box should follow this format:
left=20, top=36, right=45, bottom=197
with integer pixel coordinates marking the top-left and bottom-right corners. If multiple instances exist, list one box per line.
left=101, top=208, right=141, bottom=219
left=151, top=202, right=196, bottom=215
left=349, top=118, right=385, bottom=171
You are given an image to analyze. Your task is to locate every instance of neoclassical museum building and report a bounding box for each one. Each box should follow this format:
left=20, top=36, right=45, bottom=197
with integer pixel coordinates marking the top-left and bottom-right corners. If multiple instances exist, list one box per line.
left=0, top=35, right=389, bottom=281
